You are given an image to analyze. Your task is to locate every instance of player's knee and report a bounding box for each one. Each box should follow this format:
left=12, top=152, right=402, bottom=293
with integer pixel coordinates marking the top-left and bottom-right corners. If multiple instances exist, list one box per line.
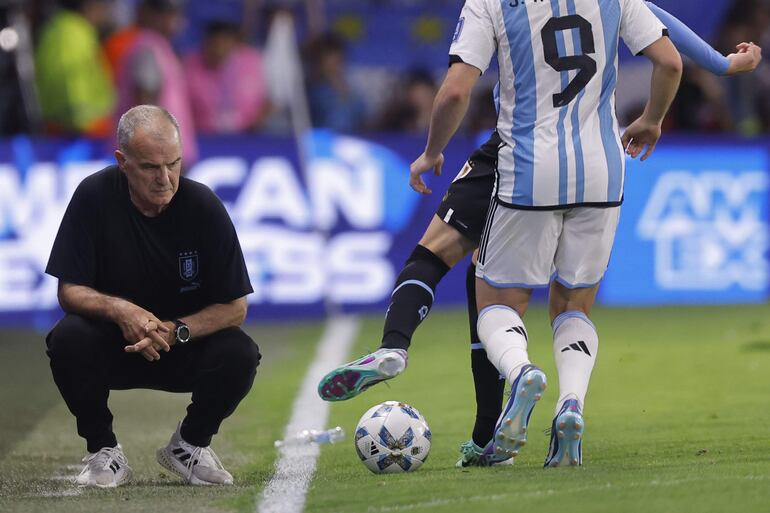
left=46, top=314, right=105, bottom=364
left=418, top=219, right=473, bottom=268
left=208, top=327, right=261, bottom=374
left=548, top=282, right=597, bottom=321
left=549, top=302, right=591, bottom=323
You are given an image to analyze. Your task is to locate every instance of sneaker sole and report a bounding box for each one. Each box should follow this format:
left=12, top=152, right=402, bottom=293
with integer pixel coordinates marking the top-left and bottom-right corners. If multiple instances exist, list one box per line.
left=75, top=468, right=133, bottom=488
left=478, top=441, right=514, bottom=466
left=492, top=368, right=546, bottom=460
left=317, top=354, right=405, bottom=401
left=545, top=412, right=583, bottom=467
left=156, top=448, right=230, bottom=486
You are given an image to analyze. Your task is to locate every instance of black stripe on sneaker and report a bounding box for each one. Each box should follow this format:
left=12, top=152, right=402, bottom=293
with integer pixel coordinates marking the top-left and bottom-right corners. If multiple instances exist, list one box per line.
left=172, top=448, right=186, bottom=456
left=179, top=453, right=191, bottom=462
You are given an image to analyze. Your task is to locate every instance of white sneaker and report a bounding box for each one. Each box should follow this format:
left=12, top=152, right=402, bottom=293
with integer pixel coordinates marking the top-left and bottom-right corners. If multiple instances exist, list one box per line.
left=75, top=444, right=132, bottom=488
left=156, top=425, right=234, bottom=485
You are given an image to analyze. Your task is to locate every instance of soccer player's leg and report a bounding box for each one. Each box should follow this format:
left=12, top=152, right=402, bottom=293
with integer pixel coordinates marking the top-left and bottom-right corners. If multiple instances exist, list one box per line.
left=544, top=284, right=597, bottom=468
left=382, top=216, right=476, bottom=351
left=436, top=152, right=503, bottom=459
left=455, top=257, right=509, bottom=467
left=381, top=160, right=493, bottom=356
left=317, top=217, right=473, bottom=402
left=543, top=206, right=620, bottom=467
left=474, top=207, right=559, bottom=461
left=318, top=148, right=495, bottom=402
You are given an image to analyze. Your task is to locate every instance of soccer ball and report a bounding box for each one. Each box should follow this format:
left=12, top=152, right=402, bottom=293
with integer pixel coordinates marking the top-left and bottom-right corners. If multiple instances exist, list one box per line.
left=354, top=401, right=431, bottom=474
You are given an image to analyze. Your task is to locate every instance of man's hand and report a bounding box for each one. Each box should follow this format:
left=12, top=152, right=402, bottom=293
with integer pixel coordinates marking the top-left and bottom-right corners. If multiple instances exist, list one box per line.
left=124, top=320, right=175, bottom=361
left=112, top=301, right=170, bottom=344
left=726, top=42, right=762, bottom=75
left=112, top=301, right=170, bottom=361
left=621, top=116, right=662, bottom=161
left=409, top=152, right=444, bottom=195
left=56, top=283, right=176, bottom=361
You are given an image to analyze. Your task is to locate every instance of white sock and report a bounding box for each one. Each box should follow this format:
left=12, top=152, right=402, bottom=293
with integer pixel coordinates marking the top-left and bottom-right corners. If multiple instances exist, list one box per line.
left=477, top=305, right=531, bottom=383
left=552, top=311, right=599, bottom=413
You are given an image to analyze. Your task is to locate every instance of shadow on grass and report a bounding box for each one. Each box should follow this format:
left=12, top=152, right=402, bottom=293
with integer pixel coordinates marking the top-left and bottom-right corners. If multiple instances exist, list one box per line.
left=0, top=330, right=60, bottom=460
left=740, top=340, right=770, bottom=352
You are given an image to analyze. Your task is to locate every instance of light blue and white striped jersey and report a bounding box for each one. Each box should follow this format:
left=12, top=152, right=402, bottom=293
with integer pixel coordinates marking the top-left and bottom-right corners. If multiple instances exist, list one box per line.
left=450, top=0, right=666, bottom=208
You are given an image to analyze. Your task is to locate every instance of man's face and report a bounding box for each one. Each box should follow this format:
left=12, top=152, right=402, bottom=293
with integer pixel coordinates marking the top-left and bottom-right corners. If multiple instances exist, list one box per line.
left=115, top=122, right=182, bottom=214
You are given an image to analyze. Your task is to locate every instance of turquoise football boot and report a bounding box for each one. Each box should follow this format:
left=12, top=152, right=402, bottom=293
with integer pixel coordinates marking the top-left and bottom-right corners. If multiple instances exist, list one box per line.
left=318, top=348, right=408, bottom=401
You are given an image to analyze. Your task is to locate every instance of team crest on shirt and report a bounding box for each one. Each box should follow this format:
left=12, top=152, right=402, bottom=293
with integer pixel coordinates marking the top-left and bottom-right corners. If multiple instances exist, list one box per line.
left=178, top=251, right=199, bottom=281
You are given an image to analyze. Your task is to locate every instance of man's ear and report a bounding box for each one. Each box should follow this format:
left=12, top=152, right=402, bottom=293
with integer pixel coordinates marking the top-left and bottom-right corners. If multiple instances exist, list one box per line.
left=114, top=150, right=126, bottom=169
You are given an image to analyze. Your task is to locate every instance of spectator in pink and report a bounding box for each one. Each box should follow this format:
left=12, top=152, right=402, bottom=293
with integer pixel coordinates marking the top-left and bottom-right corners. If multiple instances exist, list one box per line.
left=184, top=20, right=270, bottom=134
left=116, top=0, right=198, bottom=164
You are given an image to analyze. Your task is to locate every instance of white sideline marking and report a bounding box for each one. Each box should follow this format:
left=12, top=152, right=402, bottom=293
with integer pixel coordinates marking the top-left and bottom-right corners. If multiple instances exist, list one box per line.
left=39, top=466, right=83, bottom=497
left=35, top=489, right=82, bottom=498
left=256, top=315, right=361, bottom=513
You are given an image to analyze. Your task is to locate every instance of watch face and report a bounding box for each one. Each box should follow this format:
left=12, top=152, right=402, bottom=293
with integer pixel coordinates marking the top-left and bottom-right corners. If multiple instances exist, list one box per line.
left=177, top=325, right=191, bottom=343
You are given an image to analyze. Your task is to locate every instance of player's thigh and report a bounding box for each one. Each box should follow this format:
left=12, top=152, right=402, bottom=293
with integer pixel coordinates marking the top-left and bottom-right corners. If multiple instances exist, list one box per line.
left=476, top=206, right=563, bottom=290
left=549, top=206, right=619, bottom=318
left=553, top=206, right=620, bottom=289
left=418, top=215, right=476, bottom=268
left=433, top=145, right=497, bottom=255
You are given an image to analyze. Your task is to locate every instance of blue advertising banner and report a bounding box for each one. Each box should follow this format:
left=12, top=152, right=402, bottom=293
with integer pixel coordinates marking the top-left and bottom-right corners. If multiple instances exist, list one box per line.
left=0, top=132, right=476, bottom=328
left=0, top=133, right=768, bottom=328
left=600, top=142, right=770, bottom=305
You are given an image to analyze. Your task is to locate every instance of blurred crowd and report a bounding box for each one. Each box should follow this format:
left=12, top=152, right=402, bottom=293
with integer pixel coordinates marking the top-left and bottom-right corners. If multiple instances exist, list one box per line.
left=651, top=0, right=770, bottom=136
left=0, top=0, right=769, bottom=156
left=0, top=0, right=449, bottom=154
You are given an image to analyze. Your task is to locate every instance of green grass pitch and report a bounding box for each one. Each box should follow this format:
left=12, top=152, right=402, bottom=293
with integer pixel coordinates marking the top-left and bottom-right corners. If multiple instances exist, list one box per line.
left=2, top=305, right=770, bottom=513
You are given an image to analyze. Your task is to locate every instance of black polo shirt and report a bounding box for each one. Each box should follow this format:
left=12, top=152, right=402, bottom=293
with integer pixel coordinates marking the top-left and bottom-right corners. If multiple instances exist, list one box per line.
left=46, top=165, right=253, bottom=320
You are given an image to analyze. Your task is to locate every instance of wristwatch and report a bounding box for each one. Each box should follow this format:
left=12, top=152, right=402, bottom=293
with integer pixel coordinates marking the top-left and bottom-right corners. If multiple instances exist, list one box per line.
left=173, top=319, right=191, bottom=344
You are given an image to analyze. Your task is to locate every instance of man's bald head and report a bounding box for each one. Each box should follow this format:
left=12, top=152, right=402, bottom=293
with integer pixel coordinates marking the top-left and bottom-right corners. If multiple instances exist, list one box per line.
left=117, top=105, right=181, bottom=155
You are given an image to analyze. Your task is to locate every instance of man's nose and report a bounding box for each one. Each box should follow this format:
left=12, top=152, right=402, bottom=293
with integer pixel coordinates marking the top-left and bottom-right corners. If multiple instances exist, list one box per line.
left=156, top=168, right=171, bottom=185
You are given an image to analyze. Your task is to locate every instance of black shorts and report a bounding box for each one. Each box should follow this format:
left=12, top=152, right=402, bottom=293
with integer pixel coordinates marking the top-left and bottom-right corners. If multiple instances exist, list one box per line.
left=435, top=131, right=501, bottom=246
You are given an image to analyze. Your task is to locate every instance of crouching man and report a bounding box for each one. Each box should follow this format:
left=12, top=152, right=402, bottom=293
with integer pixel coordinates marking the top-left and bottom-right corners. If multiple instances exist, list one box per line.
left=45, top=105, right=259, bottom=487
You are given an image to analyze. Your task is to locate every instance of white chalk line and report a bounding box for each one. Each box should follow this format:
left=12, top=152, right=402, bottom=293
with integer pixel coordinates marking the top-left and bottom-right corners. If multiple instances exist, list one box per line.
left=25, top=464, right=84, bottom=498
left=256, top=315, right=361, bottom=513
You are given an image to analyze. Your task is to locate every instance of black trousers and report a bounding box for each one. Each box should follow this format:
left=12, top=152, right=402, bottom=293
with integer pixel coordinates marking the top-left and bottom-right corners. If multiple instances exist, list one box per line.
left=46, top=314, right=261, bottom=453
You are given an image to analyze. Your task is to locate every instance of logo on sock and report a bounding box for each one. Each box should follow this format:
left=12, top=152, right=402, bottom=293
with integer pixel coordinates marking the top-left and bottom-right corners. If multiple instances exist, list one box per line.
left=560, top=340, right=592, bottom=356
left=505, top=325, right=528, bottom=342
left=418, top=305, right=429, bottom=321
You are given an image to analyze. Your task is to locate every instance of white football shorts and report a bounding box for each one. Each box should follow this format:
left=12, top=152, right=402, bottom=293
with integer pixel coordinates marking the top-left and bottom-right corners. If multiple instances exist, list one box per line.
left=475, top=204, right=621, bottom=289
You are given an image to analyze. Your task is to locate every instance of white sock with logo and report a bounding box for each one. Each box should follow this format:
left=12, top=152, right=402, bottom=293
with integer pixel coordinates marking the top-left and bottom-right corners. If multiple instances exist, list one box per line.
left=477, top=305, right=531, bottom=383
left=552, top=311, right=599, bottom=413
